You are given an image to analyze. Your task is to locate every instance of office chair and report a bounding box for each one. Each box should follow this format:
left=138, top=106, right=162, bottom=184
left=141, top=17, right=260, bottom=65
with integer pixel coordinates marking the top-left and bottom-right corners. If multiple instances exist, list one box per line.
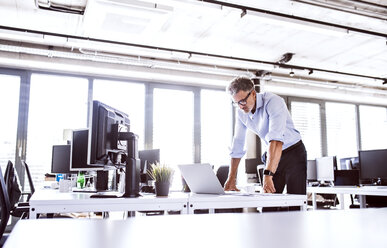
left=4, top=161, right=30, bottom=219
left=0, top=167, right=12, bottom=246
left=20, top=161, right=35, bottom=202
left=216, top=165, right=229, bottom=187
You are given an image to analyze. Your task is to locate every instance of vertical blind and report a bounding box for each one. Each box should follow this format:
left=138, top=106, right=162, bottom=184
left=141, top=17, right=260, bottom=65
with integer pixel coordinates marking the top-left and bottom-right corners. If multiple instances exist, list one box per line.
left=27, top=74, right=88, bottom=188
left=0, top=75, right=20, bottom=172
left=290, top=101, right=322, bottom=160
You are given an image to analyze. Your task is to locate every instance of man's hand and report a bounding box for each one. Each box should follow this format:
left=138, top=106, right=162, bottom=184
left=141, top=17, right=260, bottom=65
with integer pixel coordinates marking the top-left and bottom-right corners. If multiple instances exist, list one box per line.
left=224, top=178, right=240, bottom=191
left=263, top=175, right=276, bottom=193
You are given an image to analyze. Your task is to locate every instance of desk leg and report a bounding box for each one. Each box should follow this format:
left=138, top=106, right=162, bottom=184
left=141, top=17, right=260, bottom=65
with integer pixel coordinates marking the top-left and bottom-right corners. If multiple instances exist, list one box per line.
left=359, top=195, right=366, bottom=208
left=209, top=208, right=215, bottom=214
left=312, top=193, right=317, bottom=210
left=29, top=209, right=37, bottom=219
left=339, top=194, right=344, bottom=210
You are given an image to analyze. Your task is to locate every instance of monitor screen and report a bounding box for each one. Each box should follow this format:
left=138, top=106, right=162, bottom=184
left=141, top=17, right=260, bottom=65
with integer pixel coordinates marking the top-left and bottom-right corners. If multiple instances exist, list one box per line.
left=339, top=157, right=359, bottom=170
left=307, top=160, right=317, bottom=181
left=51, top=145, right=71, bottom=174
left=316, top=156, right=336, bottom=183
left=139, top=149, right=160, bottom=173
left=89, top=100, right=130, bottom=166
left=359, top=149, right=387, bottom=184
left=334, top=170, right=359, bottom=186
left=70, top=129, right=103, bottom=171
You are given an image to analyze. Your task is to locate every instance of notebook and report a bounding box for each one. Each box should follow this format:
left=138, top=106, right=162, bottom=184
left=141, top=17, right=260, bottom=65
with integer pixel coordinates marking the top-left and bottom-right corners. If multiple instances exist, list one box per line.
left=178, top=163, right=258, bottom=195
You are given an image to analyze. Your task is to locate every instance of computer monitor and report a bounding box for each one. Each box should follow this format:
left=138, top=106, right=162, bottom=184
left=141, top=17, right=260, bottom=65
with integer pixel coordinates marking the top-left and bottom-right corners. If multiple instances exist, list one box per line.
left=339, top=157, right=359, bottom=170
left=334, top=170, right=359, bottom=186
left=89, top=100, right=130, bottom=166
left=307, top=160, right=317, bottom=182
left=316, top=156, right=336, bottom=184
left=139, top=149, right=160, bottom=173
left=359, top=149, right=387, bottom=185
left=70, top=129, right=104, bottom=171
left=51, top=145, right=71, bottom=174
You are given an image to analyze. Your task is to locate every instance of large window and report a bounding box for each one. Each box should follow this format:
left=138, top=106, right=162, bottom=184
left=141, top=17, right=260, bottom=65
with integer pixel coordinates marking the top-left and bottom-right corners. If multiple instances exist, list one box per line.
left=0, top=75, right=20, bottom=171
left=359, top=105, right=387, bottom=150
left=93, top=79, right=145, bottom=149
left=153, top=88, right=194, bottom=188
left=290, top=101, right=322, bottom=159
left=326, top=102, right=358, bottom=158
left=27, top=74, right=88, bottom=187
left=200, top=89, right=232, bottom=168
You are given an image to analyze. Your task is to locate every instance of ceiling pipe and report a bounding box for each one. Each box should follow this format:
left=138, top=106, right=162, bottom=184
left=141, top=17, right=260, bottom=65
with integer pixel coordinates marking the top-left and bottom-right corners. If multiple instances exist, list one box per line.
left=0, top=24, right=385, bottom=84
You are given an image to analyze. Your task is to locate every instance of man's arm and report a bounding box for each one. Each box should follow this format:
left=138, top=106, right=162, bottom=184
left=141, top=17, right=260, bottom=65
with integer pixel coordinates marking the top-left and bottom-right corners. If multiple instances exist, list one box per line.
left=263, top=140, right=283, bottom=193
left=224, top=157, right=241, bottom=191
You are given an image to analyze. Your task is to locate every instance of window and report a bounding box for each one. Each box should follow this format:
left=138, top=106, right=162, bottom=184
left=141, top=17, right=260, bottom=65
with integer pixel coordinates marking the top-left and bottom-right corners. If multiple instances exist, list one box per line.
left=326, top=102, right=358, bottom=158
left=359, top=105, right=387, bottom=150
left=200, top=89, right=232, bottom=167
left=27, top=74, right=88, bottom=187
left=153, top=88, right=194, bottom=188
left=290, top=101, right=322, bottom=159
left=93, top=79, right=145, bottom=149
left=0, top=75, right=20, bottom=171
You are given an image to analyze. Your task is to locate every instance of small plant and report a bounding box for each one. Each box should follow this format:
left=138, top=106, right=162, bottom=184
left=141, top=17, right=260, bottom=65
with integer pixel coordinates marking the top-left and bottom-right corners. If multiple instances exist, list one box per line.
left=147, top=162, right=174, bottom=183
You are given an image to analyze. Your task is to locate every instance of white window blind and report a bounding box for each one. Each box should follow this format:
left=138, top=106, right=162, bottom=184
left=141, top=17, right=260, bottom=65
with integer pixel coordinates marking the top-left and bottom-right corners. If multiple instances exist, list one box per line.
left=27, top=74, right=88, bottom=188
left=200, top=89, right=232, bottom=168
left=153, top=88, right=194, bottom=189
left=0, top=75, right=20, bottom=172
left=290, top=101, right=322, bottom=159
left=326, top=102, right=358, bottom=158
left=359, top=105, right=387, bottom=150
left=93, top=80, right=145, bottom=149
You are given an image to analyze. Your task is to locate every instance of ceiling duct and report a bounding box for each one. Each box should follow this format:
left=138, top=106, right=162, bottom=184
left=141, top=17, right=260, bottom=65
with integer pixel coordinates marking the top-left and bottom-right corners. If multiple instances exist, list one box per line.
left=35, top=0, right=88, bottom=14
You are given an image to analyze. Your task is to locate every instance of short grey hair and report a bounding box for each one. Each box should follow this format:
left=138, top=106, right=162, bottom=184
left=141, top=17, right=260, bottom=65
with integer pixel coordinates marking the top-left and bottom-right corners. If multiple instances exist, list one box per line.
left=226, top=76, right=254, bottom=96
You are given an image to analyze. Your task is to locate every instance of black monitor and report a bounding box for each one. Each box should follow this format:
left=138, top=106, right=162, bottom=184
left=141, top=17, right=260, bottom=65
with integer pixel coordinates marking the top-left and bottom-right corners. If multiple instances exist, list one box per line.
left=139, top=149, right=160, bottom=174
left=334, top=170, right=359, bottom=186
left=51, top=145, right=71, bottom=174
left=316, top=156, right=337, bottom=184
left=70, top=129, right=103, bottom=171
left=89, top=100, right=130, bottom=166
left=359, top=149, right=387, bottom=185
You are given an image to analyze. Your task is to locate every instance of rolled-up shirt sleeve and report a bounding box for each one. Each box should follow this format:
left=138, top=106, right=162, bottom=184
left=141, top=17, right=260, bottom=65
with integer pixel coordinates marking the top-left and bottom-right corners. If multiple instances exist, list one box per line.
left=230, top=113, right=247, bottom=158
left=264, top=96, right=287, bottom=144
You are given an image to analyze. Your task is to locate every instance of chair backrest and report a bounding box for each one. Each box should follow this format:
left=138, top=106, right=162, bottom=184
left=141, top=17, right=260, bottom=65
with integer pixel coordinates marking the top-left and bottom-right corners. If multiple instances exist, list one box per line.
left=0, top=167, right=11, bottom=240
left=4, top=161, right=21, bottom=207
left=216, top=165, right=229, bottom=187
left=3, top=161, right=12, bottom=186
left=21, top=160, right=35, bottom=200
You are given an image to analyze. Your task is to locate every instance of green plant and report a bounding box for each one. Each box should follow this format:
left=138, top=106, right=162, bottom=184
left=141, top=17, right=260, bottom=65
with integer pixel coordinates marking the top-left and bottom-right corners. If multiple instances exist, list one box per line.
left=147, top=162, right=174, bottom=183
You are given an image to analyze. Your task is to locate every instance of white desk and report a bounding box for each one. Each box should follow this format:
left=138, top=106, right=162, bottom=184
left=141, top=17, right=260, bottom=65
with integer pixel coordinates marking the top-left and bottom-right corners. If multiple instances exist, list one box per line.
left=308, top=186, right=387, bottom=210
left=6, top=208, right=387, bottom=248
left=187, top=193, right=307, bottom=214
left=29, top=189, right=307, bottom=218
left=29, top=190, right=190, bottom=219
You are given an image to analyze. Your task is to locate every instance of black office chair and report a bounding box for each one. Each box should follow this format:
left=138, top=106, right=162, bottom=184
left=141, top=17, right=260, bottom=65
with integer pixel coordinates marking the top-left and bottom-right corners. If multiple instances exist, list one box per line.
left=20, top=161, right=35, bottom=202
left=0, top=167, right=12, bottom=246
left=4, top=161, right=30, bottom=219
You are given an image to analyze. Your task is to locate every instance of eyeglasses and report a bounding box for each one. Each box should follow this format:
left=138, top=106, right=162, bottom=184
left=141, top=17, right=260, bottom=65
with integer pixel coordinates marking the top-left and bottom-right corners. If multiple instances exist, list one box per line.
left=232, top=90, right=253, bottom=107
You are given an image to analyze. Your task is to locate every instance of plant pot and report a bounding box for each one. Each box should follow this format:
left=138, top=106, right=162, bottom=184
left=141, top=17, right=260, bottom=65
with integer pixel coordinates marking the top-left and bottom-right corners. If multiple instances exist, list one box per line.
left=155, top=181, right=170, bottom=196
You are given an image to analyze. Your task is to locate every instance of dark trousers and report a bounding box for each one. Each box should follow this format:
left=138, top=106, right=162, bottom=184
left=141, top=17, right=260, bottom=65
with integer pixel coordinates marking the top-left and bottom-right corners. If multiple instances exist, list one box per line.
left=262, top=140, right=307, bottom=195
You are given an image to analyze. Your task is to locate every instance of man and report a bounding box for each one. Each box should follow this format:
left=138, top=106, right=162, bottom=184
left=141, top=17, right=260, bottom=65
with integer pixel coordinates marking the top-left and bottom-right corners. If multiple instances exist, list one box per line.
left=224, top=76, right=307, bottom=195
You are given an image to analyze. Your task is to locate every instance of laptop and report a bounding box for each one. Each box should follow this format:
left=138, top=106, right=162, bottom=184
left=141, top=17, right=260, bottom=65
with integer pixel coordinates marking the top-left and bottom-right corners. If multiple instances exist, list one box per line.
left=178, top=163, right=258, bottom=195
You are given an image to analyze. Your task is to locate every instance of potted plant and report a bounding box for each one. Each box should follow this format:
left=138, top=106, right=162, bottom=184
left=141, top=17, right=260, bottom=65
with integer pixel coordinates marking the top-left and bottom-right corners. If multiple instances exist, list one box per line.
left=147, top=162, right=174, bottom=196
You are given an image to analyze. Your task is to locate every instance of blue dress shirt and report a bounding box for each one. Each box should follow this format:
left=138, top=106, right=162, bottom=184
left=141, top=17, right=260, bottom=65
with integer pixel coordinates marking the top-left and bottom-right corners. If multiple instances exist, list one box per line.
left=230, top=92, right=302, bottom=158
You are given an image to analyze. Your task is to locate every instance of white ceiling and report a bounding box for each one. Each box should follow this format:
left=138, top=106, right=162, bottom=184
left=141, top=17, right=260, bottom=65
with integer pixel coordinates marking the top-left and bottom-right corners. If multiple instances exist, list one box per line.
left=0, top=0, right=387, bottom=90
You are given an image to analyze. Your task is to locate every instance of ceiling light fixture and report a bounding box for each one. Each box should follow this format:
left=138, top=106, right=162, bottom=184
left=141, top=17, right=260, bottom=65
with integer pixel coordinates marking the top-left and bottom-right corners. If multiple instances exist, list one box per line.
left=289, top=69, right=295, bottom=77
left=383, top=79, right=387, bottom=85
left=308, top=69, right=313, bottom=75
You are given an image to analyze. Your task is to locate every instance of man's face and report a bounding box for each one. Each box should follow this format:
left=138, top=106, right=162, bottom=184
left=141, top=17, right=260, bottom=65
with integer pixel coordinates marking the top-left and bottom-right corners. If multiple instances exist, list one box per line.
left=232, top=89, right=256, bottom=113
